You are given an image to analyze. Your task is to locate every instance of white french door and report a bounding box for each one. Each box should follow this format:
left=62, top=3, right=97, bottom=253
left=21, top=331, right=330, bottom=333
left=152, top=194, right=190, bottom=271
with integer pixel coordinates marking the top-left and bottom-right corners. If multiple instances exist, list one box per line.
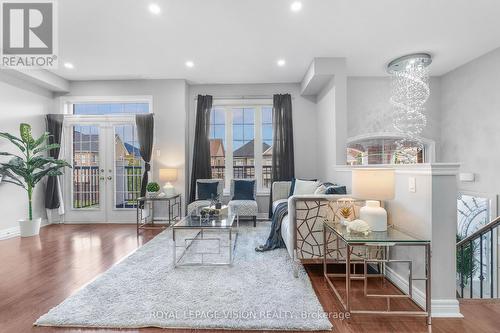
left=63, top=116, right=143, bottom=223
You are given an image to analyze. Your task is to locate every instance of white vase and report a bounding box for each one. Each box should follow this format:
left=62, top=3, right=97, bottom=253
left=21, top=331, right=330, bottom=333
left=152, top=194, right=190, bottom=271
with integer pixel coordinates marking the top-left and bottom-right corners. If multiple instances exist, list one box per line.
left=359, top=200, right=387, bottom=232
left=18, top=217, right=41, bottom=237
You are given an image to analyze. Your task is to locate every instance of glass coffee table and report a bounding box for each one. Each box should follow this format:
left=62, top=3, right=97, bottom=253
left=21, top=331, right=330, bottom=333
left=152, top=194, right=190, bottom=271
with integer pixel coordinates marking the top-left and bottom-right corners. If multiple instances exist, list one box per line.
left=173, top=214, right=237, bottom=267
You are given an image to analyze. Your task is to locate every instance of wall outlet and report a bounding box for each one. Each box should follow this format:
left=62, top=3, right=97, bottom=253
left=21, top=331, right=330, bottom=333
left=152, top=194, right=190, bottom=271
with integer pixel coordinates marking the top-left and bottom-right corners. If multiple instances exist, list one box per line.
left=408, top=177, right=416, bottom=193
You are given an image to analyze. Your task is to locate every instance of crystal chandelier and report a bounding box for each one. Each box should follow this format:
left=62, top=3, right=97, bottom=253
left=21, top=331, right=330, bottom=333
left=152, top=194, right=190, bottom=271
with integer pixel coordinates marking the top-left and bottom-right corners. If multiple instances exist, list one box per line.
left=388, top=53, right=432, bottom=151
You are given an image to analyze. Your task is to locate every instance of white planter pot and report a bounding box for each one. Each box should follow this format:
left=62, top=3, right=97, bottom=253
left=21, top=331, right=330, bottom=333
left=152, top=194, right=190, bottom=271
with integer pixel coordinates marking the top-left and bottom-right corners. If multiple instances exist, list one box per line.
left=147, top=191, right=159, bottom=198
left=18, top=217, right=41, bottom=237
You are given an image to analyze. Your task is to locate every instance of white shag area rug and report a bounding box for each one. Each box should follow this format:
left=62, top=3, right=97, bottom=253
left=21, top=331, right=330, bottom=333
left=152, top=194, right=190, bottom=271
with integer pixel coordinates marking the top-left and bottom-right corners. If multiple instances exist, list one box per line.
left=35, top=222, right=332, bottom=331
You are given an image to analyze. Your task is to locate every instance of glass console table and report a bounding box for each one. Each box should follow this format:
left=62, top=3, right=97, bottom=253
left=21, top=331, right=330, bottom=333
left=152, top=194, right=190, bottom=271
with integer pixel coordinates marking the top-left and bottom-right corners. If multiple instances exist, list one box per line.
left=323, top=221, right=431, bottom=325
left=136, top=194, right=182, bottom=235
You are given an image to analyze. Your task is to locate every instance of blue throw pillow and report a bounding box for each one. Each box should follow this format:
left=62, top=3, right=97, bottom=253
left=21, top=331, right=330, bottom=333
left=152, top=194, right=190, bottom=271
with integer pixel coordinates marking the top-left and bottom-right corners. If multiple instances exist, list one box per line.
left=197, top=182, right=219, bottom=200
left=233, top=180, right=255, bottom=200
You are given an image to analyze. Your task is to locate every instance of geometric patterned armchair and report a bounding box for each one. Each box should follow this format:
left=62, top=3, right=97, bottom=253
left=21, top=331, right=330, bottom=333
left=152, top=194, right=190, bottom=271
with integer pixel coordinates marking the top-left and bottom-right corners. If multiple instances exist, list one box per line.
left=228, top=179, right=258, bottom=227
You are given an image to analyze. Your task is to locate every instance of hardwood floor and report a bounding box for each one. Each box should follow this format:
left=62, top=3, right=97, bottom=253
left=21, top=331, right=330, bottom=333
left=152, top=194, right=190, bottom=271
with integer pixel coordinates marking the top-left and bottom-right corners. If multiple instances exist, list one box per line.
left=1, top=224, right=499, bottom=333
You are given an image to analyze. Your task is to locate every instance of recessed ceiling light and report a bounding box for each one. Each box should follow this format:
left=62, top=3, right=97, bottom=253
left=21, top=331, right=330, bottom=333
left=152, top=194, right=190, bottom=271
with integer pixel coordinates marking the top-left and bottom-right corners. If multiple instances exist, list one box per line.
left=277, top=59, right=286, bottom=67
left=290, top=1, right=302, bottom=12
left=185, top=61, right=194, bottom=68
left=148, top=3, right=161, bottom=15
left=63, top=62, right=74, bottom=69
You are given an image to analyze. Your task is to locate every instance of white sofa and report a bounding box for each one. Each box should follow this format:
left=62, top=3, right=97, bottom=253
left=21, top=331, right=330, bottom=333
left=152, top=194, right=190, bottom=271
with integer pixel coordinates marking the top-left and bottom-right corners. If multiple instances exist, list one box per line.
left=271, top=181, right=366, bottom=261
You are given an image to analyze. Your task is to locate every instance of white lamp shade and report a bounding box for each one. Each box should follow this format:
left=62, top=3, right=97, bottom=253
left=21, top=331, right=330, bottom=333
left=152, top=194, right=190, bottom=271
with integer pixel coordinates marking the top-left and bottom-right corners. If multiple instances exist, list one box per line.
left=351, top=169, right=395, bottom=200
left=160, top=168, right=178, bottom=182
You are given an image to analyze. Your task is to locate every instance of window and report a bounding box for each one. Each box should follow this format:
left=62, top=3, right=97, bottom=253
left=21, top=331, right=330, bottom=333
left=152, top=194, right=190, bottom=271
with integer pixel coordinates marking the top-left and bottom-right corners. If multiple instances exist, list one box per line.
left=208, top=103, right=273, bottom=192
left=209, top=108, right=226, bottom=181
left=73, top=103, right=149, bottom=115
left=346, top=136, right=430, bottom=165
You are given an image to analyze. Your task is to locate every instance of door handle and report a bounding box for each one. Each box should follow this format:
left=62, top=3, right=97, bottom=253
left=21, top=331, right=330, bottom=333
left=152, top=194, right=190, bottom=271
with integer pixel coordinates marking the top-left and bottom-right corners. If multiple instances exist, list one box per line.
left=107, top=176, right=112, bottom=180
left=99, top=176, right=105, bottom=181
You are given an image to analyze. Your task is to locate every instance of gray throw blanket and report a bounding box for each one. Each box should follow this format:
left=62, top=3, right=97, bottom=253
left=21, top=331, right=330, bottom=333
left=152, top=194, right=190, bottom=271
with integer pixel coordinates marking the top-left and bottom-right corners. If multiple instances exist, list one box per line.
left=255, top=201, right=288, bottom=251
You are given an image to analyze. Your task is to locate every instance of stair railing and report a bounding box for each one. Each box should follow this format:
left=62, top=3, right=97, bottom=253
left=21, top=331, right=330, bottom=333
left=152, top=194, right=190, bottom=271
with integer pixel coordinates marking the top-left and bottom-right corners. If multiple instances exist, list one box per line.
left=456, top=216, right=500, bottom=298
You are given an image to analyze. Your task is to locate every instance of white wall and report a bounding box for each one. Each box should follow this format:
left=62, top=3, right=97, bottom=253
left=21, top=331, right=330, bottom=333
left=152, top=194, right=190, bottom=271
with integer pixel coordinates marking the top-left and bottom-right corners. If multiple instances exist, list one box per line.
left=314, top=60, right=347, bottom=183
left=66, top=79, right=189, bottom=213
left=316, top=80, right=336, bottom=181
left=440, top=46, right=500, bottom=199
left=0, top=73, right=55, bottom=234
left=347, top=77, right=442, bottom=149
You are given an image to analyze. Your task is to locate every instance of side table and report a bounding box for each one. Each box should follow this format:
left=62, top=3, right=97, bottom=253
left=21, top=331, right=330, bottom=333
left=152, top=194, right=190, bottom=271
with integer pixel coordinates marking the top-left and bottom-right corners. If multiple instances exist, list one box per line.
left=136, top=194, right=182, bottom=234
left=323, top=221, right=432, bottom=325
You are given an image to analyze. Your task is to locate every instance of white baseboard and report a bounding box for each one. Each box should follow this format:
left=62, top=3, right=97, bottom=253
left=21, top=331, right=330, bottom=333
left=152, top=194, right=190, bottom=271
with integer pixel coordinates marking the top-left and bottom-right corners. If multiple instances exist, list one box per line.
left=0, top=219, right=50, bottom=241
left=0, top=226, right=21, bottom=240
left=385, top=266, right=463, bottom=318
left=63, top=220, right=137, bottom=224
left=431, top=299, right=463, bottom=318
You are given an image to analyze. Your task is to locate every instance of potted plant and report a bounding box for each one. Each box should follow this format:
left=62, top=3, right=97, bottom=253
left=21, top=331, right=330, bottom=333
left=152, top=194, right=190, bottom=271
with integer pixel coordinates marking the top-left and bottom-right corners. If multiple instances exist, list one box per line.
left=146, top=182, right=160, bottom=198
left=0, top=124, right=71, bottom=237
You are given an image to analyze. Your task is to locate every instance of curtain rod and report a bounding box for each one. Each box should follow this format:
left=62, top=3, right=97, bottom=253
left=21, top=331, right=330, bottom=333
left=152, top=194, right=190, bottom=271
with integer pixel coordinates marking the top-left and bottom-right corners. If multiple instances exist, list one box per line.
left=193, top=95, right=294, bottom=101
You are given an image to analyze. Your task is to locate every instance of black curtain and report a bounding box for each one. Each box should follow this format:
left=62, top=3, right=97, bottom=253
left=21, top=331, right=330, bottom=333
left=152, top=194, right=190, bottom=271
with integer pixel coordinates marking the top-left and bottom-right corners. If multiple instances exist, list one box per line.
left=189, top=95, right=213, bottom=203
left=136, top=114, right=154, bottom=202
left=268, top=94, right=295, bottom=217
left=44, top=114, right=64, bottom=209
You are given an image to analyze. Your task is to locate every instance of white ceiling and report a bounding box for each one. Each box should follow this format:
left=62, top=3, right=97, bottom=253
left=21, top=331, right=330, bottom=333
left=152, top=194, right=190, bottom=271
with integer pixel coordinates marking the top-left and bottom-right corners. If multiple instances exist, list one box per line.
left=53, top=0, right=500, bottom=83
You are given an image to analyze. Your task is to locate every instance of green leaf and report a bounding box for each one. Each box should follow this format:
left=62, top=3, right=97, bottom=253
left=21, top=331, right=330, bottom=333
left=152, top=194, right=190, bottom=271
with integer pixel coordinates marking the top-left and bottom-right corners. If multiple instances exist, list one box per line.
left=32, top=167, right=62, bottom=184
left=0, top=169, right=26, bottom=189
left=27, top=156, right=55, bottom=172
left=0, top=132, right=25, bottom=152
left=0, top=152, right=17, bottom=157
left=33, top=143, right=60, bottom=155
left=0, top=178, right=26, bottom=189
left=19, top=123, right=34, bottom=145
left=31, top=132, right=49, bottom=150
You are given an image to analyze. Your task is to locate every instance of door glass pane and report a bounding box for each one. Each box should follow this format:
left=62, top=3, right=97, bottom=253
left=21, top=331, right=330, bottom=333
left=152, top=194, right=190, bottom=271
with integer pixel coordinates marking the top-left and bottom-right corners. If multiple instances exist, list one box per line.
left=114, top=124, right=143, bottom=209
left=72, top=125, right=100, bottom=209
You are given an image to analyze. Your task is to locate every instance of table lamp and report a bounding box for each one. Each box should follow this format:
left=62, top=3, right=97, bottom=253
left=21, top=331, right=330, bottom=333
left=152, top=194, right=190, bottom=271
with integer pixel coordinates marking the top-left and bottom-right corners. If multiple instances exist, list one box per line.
left=160, top=168, right=178, bottom=197
left=351, top=168, right=395, bottom=231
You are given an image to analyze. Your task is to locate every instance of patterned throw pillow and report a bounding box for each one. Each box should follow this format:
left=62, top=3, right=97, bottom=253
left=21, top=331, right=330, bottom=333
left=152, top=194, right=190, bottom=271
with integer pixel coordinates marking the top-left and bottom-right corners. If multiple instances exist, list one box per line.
left=314, top=184, right=327, bottom=195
